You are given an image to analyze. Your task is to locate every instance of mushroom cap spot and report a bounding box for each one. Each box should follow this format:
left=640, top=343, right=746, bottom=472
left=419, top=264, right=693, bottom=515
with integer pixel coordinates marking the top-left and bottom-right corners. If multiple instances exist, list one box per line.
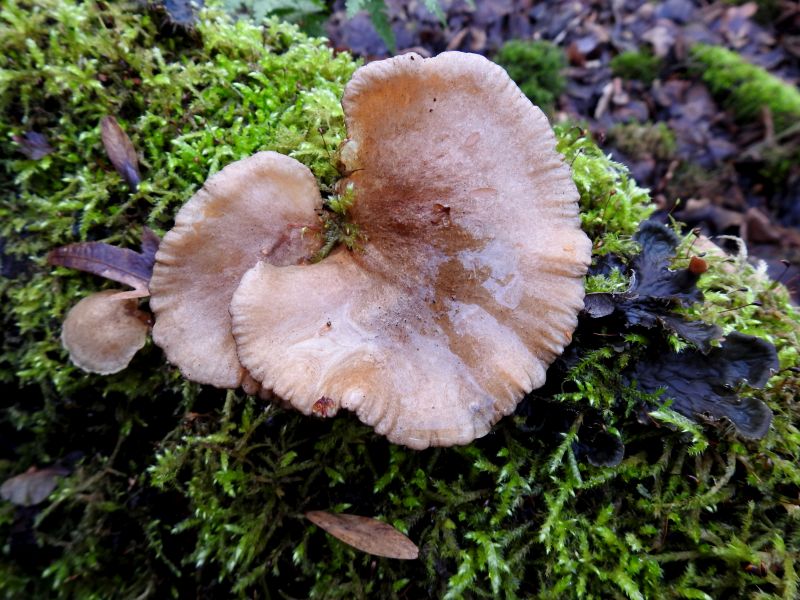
left=61, top=290, right=149, bottom=375
left=231, top=52, right=592, bottom=448
left=149, top=151, right=322, bottom=388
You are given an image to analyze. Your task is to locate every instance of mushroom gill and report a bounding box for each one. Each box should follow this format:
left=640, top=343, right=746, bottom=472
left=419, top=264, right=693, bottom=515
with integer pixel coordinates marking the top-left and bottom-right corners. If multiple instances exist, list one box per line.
left=230, top=52, right=592, bottom=449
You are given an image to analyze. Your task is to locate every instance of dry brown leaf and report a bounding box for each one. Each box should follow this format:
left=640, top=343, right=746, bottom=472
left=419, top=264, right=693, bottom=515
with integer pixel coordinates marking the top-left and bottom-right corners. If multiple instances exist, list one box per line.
left=100, top=115, right=141, bottom=190
left=1, top=466, right=69, bottom=507
left=305, top=511, right=419, bottom=560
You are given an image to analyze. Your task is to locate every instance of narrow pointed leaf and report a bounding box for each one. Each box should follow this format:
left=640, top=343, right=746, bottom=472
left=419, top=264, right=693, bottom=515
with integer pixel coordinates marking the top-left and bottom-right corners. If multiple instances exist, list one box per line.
left=47, top=242, right=153, bottom=293
left=306, top=511, right=419, bottom=559
left=140, top=227, right=161, bottom=264
left=100, top=116, right=141, bottom=189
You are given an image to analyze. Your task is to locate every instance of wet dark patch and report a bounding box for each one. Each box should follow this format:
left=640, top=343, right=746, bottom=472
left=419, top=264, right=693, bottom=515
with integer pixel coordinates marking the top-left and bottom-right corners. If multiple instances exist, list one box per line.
left=632, top=332, right=777, bottom=439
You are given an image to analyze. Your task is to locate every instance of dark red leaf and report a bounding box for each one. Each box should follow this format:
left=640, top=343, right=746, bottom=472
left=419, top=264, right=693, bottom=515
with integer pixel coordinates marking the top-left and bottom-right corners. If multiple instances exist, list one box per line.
left=688, top=256, right=709, bottom=275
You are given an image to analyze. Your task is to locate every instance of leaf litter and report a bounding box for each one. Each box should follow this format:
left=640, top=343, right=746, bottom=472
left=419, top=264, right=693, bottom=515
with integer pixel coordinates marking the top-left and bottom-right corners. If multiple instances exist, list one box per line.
left=305, top=511, right=419, bottom=560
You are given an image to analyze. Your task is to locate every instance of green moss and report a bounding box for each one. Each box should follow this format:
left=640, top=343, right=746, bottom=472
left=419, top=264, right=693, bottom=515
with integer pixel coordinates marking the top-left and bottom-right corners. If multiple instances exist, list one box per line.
left=690, top=43, right=800, bottom=134
left=689, top=43, right=800, bottom=182
left=585, top=268, right=630, bottom=294
left=495, top=40, right=566, bottom=114
left=556, top=124, right=655, bottom=255
left=610, top=50, right=663, bottom=84
left=606, top=121, right=677, bottom=161
left=312, top=182, right=365, bottom=262
left=2, top=3, right=799, bottom=599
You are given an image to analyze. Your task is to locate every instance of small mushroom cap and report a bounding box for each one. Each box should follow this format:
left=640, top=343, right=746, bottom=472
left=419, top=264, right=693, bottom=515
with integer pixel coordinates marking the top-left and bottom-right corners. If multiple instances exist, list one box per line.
left=149, top=151, right=322, bottom=388
left=231, top=52, right=591, bottom=449
left=61, top=290, right=149, bottom=375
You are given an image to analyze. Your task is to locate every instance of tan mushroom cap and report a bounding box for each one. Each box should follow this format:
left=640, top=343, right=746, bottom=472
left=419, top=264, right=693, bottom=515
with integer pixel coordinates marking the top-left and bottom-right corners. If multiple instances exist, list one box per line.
left=231, top=52, right=592, bottom=449
left=62, top=290, right=149, bottom=375
left=149, top=151, right=322, bottom=388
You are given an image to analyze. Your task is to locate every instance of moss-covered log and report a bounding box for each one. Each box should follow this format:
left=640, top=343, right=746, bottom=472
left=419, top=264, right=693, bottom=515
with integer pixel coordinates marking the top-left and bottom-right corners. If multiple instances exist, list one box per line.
left=1, top=2, right=799, bottom=598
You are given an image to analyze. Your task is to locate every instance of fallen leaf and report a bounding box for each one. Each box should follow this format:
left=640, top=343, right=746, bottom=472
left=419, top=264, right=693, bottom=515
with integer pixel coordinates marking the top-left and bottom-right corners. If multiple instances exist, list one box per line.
left=139, top=227, right=161, bottom=265
left=47, top=233, right=158, bottom=295
left=566, top=41, right=587, bottom=67
left=445, top=27, right=469, bottom=51
left=594, top=81, right=614, bottom=119
left=688, top=256, right=708, bottom=275
left=1, top=466, right=69, bottom=507
left=305, top=511, right=419, bottom=560
left=674, top=198, right=743, bottom=235
left=100, top=116, right=141, bottom=190
left=12, top=131, right=54, bottom=160
left=742, top=207, right=782, bottom=244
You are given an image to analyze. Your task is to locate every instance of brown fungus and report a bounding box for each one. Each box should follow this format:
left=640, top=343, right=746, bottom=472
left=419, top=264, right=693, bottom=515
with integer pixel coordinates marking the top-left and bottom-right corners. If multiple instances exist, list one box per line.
left=61, top=290, right=150, bottom=375
left=230, top=52, right=592, bottom=449
left=149, top=152, right=322, bottom=388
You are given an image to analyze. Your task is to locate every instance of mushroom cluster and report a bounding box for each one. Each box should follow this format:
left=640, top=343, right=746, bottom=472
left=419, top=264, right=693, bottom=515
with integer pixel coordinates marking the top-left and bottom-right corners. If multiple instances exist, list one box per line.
left=151, top=52, right=591, bottom=448
left=51, top=227, right=159, bottom=375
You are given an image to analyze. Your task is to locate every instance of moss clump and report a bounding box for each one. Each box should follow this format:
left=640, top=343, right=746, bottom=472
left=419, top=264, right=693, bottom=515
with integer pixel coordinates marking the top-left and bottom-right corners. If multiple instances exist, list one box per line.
left=606, top=121, right=677, bottom=161
left=556, top=125, right=654, bottom=255
left=610, top=49, right=663, bottom=84
left=494, top=40, right=566, bottom=114
left=690, top=43, right=800, bottom=182
left=2, top=2, right=799, bottom=599
left=690, top=43, right=800, bottom=133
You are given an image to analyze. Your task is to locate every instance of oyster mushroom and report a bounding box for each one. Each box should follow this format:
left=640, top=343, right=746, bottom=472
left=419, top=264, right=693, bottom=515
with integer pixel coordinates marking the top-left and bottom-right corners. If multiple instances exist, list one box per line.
left=61, top=290, right=150, bottom=375
left=148, top=152, right=322, bottom=388
left=230, top=52, right=592, bottom=449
